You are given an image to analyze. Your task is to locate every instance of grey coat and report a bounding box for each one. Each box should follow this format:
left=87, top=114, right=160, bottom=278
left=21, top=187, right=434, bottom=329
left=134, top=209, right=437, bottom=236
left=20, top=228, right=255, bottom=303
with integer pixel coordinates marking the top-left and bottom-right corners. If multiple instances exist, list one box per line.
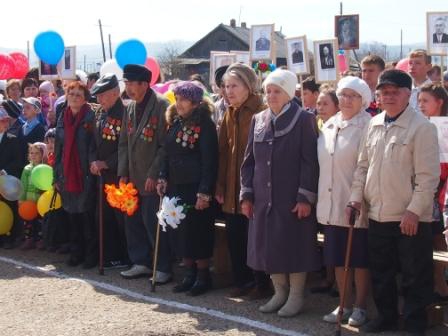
left=240, top=102, right=321, bottom=274
left=118, top=90, right=169, bottom=195
left=54, top=106, right=96, bottom=214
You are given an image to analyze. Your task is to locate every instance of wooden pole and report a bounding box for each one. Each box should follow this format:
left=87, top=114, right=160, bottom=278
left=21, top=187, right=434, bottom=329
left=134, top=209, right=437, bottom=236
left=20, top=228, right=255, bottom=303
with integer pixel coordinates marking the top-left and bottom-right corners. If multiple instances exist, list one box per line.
left=108, top=34, right=113, bottom=60
left=99, top=19, right=106, bottom=63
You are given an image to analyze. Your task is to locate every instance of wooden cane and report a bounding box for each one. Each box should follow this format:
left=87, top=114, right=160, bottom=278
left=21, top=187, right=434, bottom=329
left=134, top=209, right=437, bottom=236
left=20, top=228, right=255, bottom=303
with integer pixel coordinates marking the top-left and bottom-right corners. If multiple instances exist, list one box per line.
left=98, top=173, right=104, bottom=275
left=150, top=195, right=164, bottom=292
left=335, top=205, right=358, bottom=336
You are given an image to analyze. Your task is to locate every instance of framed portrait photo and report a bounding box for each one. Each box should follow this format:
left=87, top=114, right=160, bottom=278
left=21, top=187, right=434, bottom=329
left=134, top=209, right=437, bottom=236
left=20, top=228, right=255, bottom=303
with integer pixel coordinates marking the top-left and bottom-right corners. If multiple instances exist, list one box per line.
left=285, top=35, right=310, bottom=75
left=427, top=12, right=448, bottom=55
left=39, top=60, right=59, bottom=80
left=313, top=39, right=339, bottom=83
left=59, top=46, right=77, bottom=79
left=230, top=50, right=250, bottom=65
left=209, top=51, right=237, bottom=85
left=250, top=24, right=275, bottom=61
left=335, top=14, right=359, bottom=50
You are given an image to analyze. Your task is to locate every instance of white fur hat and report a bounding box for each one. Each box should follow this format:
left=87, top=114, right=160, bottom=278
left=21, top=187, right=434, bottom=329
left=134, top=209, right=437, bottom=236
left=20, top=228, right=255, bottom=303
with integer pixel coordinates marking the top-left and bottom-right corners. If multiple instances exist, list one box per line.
left=336, top=76, right=372, bottom=110
left=263, top=69, right=298, bottom=100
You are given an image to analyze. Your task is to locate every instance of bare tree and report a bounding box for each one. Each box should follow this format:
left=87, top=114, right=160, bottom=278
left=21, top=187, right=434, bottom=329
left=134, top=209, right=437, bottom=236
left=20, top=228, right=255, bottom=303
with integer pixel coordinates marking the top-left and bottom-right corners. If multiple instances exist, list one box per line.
left=158, top=43, right=183, bottom=80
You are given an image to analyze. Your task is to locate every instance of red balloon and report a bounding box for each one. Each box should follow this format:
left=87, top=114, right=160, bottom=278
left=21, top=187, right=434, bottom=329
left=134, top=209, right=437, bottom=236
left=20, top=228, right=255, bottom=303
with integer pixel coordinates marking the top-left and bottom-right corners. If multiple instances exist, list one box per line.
left=9, top=52, right=29, bottom=79
left=145, top=57, right=161, bottom=87
left=395, top=58, right=410, bottom=72
left=0, top=53, right=15, bottom=80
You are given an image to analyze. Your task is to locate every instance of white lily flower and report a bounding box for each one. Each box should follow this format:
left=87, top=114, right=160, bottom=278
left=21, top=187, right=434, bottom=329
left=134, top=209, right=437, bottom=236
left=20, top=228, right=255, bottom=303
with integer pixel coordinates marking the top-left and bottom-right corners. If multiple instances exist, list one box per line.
left=157, top=196, right=187, bottom=231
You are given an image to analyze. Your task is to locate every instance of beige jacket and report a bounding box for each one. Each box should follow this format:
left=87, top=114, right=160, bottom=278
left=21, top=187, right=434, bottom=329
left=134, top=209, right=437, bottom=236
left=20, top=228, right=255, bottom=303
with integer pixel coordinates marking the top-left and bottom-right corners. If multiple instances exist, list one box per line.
left=349, top=105, right=440, bottom=223
left=317, top=111, right=371, bottom=228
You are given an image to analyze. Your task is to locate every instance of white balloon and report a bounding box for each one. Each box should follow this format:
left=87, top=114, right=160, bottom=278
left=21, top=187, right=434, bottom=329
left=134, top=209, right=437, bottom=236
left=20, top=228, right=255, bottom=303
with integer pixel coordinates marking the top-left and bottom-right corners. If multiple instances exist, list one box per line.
left=76, top=69, right=88, bottom=85
left=100, top=59, right=123, bottom=80
left=0, top=175, right=23, bottom=201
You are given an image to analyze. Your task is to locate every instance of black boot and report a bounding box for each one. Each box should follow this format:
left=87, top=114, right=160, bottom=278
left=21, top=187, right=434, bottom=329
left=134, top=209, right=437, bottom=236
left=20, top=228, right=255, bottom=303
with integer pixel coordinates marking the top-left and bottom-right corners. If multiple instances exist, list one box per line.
left=188, top=268, right=212, bottom=296
left=173, top=264, right=197, bottom=293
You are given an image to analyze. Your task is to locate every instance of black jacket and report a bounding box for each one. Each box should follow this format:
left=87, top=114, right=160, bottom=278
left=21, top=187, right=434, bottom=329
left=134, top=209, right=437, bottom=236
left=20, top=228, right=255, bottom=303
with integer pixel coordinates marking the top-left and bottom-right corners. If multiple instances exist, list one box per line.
left=0, top=132, right=25, bottom=178
left=160, top=102, right=218, bottom=196
left=23, top=122, right=46, bottom=144
left=90, top=98, right=125, bottom=181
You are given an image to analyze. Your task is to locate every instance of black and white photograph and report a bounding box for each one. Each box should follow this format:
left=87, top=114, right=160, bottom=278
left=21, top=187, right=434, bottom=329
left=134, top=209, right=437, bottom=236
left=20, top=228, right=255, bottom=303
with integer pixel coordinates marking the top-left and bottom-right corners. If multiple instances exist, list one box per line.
left=59, top=45, right=77, bottom=79
left=230, top=50, right=250, bottom=65
left=286, top=35, right=310, bottom=75
left=335, top=14, right=359, bottom=50
left=209, top=51, right=237, bottom=84
left=427, top=12, right=448, bottom=55
left=313, top=39, right=339, bottom=83
left=250, top=24, right=275, bottom=61
left=39, top=60, right=58, bottom=80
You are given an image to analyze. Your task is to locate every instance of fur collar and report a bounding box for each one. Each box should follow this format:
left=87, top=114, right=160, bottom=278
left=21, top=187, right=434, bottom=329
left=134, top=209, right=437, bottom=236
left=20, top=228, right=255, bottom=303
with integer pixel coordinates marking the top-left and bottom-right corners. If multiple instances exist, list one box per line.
left=165, top=99, right=214, bottom=127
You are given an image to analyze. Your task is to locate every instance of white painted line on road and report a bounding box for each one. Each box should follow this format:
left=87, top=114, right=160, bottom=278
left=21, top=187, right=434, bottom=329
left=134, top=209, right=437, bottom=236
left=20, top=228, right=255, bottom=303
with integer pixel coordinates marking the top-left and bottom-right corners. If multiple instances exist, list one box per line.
left=0, top=256, right=310, bottom=336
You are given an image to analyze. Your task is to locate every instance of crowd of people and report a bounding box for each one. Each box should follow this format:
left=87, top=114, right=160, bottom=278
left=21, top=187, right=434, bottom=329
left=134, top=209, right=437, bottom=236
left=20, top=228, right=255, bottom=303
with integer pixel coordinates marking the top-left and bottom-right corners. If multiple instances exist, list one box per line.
left=1, top=48, right=448, bottom=335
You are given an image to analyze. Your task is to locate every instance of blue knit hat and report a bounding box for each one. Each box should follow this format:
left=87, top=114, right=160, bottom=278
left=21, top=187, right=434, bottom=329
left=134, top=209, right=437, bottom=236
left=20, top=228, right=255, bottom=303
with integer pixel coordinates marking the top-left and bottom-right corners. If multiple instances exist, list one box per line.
left=173, top=81, right=203, bottom=104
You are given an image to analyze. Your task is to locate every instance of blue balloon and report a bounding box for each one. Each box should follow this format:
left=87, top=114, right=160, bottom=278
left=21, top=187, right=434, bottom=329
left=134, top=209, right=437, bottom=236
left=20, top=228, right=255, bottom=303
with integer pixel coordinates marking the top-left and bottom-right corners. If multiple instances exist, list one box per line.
left=269, top=63, right=277, bottom=71
left=115, top=39, right=147, bottom=69
left=34, top=31, right=65, bottom=65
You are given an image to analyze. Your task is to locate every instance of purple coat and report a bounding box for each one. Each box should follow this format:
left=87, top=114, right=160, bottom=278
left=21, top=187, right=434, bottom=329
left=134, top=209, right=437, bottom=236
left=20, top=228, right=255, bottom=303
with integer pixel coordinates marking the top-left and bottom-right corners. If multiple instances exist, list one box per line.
left=240, top=102, right=321, bottom=274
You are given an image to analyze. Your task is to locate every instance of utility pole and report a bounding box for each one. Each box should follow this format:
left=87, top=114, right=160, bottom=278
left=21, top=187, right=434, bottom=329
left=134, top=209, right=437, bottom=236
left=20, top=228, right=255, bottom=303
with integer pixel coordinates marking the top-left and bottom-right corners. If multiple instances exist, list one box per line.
left=108, top=34, right=113, bottom=59
left=98, top=19, right=106, bottom=62
left=400, top=29, right=403, bottom=59
left=340, top=2, right=343, bottom=15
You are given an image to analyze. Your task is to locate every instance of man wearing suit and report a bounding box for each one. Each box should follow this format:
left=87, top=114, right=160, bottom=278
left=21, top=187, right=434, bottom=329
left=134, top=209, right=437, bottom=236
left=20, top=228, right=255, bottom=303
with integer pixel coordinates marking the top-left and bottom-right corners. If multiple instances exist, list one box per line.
left=292, top=42, right=304, bottom=64
left=433, top=17, right=448, bottom=43
left=320, top=45, right=334, bottom=69
left=256, top=31, right=271, bottom=51
left=90, top=73, right=129, bottom=269
left=0, top=108, right=26, bottom=248
left=118, top=64, right=172, bottom=283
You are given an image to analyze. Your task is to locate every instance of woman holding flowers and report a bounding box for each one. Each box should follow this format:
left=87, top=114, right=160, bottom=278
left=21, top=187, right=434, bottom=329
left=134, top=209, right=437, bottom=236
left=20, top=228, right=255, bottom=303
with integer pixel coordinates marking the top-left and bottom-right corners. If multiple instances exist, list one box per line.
left=157, top=81, right=218, bottom=296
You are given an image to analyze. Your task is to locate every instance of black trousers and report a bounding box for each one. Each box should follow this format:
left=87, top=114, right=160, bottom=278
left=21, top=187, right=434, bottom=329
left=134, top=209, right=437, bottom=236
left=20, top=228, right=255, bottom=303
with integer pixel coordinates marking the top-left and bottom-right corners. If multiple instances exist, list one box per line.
left=68, top=210, right=97, bottom=262
left=368, top=220, right=433, bottom=333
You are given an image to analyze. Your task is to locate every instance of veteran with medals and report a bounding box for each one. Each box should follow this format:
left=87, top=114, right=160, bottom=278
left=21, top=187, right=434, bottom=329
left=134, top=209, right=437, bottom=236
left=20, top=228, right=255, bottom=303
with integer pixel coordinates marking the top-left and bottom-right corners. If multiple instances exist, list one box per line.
left=89, top=73, right=129, bottom=269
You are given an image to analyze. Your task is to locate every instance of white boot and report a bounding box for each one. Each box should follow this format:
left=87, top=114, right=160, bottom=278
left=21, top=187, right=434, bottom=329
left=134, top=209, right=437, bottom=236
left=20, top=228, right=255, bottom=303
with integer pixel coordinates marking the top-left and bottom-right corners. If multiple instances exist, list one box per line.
left=259, top=274, right=288, bottom=313
left=278, top=272, right=306, bottom=317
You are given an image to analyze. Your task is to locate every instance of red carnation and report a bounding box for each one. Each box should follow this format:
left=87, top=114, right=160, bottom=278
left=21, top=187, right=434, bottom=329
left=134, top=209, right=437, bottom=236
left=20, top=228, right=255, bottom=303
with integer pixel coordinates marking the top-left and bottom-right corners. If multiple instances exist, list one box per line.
left=259, top=63, right=268, bottom=72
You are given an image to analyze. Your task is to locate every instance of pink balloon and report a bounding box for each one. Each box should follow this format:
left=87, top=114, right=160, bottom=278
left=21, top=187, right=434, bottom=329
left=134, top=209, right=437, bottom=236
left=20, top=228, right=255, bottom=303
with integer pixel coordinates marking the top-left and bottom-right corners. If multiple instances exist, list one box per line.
left=9, top=52, right=29, bottom=79
left=0, top=54, right=15, bottom=80
left=145, top=57, right=160, bottom=87
left=395, top=58, right=410, bottom=72
left=338, top=54, right=347, bottom=73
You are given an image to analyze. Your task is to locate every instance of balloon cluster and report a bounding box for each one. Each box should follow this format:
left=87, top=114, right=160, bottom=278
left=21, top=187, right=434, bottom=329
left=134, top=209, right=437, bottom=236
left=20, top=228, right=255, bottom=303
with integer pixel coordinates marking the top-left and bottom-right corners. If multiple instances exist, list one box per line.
left=0, top=52, right=30, bottom=80
left=253, top=61, right=276, bottom=73
left=104, top=182, right=139, bottom=216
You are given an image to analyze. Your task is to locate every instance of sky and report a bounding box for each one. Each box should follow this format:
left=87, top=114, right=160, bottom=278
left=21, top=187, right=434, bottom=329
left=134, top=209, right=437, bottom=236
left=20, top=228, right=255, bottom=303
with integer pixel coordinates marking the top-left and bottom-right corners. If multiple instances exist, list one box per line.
left=2, top=0, right=446, bottom=51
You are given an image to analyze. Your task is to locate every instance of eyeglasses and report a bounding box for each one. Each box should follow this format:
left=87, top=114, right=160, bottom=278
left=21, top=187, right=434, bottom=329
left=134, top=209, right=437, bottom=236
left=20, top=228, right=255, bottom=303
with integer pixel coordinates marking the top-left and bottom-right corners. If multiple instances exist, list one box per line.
left=337, top=93, right=362, bottom=100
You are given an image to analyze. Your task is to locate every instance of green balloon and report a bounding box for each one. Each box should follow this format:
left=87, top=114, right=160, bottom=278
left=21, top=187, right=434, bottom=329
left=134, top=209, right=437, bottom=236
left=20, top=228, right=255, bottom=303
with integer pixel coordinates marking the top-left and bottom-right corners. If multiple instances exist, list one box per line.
left=30, top=164, right=53, bottom=191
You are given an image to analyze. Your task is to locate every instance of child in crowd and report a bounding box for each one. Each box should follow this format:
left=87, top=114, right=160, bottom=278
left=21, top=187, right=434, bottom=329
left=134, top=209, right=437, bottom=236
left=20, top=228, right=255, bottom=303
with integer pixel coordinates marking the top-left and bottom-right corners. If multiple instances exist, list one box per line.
left=44, top=128, right=56, bottom=167
left=39, top=81, right=56, bottom=127
left=19, top=142, right=47, bottom=250
left=22, top=97, right=46, bottom=144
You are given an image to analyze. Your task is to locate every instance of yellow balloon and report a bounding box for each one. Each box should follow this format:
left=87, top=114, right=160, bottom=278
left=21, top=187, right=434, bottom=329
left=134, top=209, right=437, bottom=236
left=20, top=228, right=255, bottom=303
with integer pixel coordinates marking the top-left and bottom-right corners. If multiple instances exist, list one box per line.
left=0, top=201, right=13, bottom=235
left=37, top=189, right=62, bottom=217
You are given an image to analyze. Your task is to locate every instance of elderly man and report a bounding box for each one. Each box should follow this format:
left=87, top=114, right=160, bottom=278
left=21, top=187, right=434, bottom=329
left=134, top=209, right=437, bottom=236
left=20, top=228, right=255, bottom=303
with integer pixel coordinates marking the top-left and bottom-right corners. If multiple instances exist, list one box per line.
left=117, top=64, right=172, bottom=283
left=433, top=17, right=448, bottom=43
left=348, top=70, right=439, bottom=335
left=89, top=73, right=129, bottom=269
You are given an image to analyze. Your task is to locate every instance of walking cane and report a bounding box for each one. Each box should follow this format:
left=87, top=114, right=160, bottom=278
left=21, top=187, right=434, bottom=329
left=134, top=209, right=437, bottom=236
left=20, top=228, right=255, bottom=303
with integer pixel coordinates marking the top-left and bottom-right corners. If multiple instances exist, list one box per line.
left=335, top=205, right=359, bottom=336
left=98, top=173, right=104, bottom=276
left=150, top=194, right=164, bottom=292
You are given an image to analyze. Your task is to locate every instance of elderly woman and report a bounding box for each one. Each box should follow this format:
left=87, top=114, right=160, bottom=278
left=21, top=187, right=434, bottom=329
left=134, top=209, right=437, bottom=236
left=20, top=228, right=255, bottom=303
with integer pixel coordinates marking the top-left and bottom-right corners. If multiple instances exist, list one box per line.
left=157, top=81, right=218, bottom=296
left=215, top=63, right=271, bottom=299
left=54, top=81, right=96, bottom=268
left=240, top=69, right=321, bottom=317
left=317, top=76, right=372, bottom=326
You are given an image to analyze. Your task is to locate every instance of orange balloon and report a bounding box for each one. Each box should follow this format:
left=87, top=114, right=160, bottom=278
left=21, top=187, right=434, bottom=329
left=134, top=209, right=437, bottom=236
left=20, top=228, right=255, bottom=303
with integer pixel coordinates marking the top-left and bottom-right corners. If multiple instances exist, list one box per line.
left=18, top=200, right=38, bottom=221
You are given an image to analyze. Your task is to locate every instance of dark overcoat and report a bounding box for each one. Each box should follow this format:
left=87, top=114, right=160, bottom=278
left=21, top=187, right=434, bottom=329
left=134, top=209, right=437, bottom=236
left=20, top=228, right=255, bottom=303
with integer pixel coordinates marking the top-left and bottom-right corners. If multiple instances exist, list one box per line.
left=240, top=102, right=321, bottom=273
left=54, top=106, right=96, bottom=213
